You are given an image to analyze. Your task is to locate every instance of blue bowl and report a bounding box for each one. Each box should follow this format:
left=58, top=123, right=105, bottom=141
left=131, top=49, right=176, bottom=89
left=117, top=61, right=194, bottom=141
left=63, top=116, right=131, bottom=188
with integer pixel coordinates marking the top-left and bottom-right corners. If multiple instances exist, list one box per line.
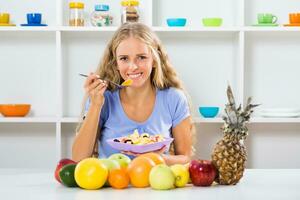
left=167, top=18, right=186, bottom=27
left=199, top=107, right=219, bottom=118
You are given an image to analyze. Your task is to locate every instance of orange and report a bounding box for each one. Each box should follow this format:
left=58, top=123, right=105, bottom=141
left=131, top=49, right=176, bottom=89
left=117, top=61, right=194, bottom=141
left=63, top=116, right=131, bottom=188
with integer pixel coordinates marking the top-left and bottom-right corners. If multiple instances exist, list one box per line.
left=127, top=156, right=156, bottom=188
left=108, top=169, right=130, bottom=189
left=140, top=152, right=165, bottom=165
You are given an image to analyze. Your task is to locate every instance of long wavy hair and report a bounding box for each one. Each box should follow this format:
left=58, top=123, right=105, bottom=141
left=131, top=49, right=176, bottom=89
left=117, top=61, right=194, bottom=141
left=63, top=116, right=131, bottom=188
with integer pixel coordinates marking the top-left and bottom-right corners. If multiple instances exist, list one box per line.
left=77, top=23, right=195, bottom=156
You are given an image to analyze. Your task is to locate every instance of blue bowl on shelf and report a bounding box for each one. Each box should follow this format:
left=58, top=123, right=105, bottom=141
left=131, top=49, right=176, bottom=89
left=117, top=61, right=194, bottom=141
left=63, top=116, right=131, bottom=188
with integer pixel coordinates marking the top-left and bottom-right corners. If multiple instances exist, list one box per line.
left=199, top=107, right=219, bottom=118
left=166, top=18, right=187, bottom=27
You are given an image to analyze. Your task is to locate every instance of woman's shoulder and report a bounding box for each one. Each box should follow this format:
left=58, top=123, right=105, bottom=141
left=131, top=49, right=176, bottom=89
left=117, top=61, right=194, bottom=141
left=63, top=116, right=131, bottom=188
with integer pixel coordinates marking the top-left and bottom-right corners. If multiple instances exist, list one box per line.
left=159, top=87, right=186, bottom=100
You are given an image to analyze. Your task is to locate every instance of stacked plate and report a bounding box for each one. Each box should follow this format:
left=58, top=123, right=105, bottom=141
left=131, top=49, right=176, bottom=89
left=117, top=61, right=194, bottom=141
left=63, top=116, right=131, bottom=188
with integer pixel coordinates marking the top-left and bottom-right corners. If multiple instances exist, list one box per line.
left=259, top=108, right=300, bottom=118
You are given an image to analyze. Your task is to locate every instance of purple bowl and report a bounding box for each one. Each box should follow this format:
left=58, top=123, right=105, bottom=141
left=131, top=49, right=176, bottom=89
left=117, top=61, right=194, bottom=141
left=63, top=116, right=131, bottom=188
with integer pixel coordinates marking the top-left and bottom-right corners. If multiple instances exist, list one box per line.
left=107, top=137, right=174, bottom=153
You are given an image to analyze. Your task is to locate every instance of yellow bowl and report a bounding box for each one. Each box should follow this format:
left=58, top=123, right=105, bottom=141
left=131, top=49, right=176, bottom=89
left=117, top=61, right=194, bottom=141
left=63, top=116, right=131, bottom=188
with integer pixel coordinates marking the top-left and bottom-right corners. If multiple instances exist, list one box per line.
left=0, top=104, right=31, bottom=117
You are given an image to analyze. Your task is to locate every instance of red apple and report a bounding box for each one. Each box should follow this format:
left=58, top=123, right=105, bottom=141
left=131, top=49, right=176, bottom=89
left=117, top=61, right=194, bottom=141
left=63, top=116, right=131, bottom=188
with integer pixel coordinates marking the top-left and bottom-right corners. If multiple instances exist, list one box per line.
left=54, top=158, right=76, bottom=183
left=189, top=160, right=217, bottom=186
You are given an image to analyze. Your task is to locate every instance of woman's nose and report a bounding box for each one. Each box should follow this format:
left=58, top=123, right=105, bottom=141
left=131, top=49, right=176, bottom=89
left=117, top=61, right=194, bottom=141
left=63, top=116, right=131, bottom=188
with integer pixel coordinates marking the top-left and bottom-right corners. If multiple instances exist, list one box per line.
left=128, top=62, right=138, bottom=70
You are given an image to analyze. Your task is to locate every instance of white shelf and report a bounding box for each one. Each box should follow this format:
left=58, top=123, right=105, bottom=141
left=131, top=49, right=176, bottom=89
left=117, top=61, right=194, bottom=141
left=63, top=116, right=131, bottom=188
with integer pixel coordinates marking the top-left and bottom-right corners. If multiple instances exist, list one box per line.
left=1, top=26, right=300, bottom=32
left=1, top=117, right=297, bottom=124
left=0, top=117, right=57, bottom=123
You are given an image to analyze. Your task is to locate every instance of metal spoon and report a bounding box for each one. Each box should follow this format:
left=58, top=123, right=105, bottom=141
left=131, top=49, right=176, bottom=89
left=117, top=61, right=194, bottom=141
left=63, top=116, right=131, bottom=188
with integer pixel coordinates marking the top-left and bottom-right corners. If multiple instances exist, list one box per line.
left=79, top=73, right=131, bottom=88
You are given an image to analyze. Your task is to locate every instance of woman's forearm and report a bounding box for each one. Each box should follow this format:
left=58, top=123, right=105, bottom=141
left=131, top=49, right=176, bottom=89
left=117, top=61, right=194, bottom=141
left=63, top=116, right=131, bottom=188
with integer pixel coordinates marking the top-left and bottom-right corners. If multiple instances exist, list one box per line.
left=72, top=105, right=102, bottom=162
left=161, top=154, right=191, bottom=166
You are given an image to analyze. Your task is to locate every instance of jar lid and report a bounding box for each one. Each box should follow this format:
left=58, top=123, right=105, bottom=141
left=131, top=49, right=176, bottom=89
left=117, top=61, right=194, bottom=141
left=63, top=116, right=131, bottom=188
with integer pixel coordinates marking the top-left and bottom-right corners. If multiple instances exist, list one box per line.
left=121, top=0, right=139, bottom=6
left=69, top=2, right=84, bottom=9
left=95, top=4, right=109, bottom=11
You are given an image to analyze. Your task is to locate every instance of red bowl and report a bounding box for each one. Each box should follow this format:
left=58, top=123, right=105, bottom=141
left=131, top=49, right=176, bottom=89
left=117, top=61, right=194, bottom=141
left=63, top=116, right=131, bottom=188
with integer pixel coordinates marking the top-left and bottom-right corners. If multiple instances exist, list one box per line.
left=0, top=104, right=31, bottom=117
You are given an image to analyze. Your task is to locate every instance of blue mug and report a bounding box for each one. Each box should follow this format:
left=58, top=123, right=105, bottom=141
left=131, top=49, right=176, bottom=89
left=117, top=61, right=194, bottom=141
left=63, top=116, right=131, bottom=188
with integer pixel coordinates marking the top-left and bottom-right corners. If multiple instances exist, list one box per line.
left=27, top=13, right=42, bottom=24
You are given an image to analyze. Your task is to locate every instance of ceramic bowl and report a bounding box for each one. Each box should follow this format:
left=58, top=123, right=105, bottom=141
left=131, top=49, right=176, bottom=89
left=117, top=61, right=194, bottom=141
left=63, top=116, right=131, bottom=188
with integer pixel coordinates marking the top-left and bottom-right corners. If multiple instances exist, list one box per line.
left=0, top=104, right=31, bottom=117
left=199, top=106, right=219, bottom=118
left=202, top=18, right=223, bottom=27
left=167, top=18, right=187, bottom=27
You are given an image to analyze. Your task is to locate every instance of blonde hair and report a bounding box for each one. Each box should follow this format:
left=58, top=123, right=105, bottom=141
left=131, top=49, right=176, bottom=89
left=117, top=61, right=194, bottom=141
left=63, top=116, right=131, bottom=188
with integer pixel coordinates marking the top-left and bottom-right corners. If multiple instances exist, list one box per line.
left=78, top=23, right=195, bottom=156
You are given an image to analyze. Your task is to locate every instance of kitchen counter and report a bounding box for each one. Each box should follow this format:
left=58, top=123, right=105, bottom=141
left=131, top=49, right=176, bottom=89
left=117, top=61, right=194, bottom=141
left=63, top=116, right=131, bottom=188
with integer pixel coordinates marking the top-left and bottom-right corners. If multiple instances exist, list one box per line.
left=0, top=169, right=299, bottom=200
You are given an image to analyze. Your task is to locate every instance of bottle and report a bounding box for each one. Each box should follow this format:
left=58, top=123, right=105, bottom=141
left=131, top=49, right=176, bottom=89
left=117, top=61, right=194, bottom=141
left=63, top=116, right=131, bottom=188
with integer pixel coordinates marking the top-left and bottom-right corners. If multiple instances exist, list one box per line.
left=91, top=4, right=113, bottom=27
left=69, top=2, right=84, bottom=26
left=121, top=0, right=140, bottom=24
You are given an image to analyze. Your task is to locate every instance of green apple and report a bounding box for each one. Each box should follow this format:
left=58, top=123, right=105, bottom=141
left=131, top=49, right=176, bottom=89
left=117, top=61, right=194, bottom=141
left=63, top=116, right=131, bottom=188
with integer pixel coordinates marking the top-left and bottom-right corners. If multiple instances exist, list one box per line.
left=170, top=164, right=190, bottom=187
left=149, top=164, right=175, bottom=190
left=108, top=153, right=131, bottom=169
left=99, top=159, right=121, bottom=186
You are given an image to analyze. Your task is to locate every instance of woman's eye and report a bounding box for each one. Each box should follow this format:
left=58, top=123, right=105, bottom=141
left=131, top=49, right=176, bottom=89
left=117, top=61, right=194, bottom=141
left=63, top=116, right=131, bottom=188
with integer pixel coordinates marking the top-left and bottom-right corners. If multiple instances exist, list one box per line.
left=138, top=56, right=147, bottom=60
left=120, top=57, right=128, bottom=61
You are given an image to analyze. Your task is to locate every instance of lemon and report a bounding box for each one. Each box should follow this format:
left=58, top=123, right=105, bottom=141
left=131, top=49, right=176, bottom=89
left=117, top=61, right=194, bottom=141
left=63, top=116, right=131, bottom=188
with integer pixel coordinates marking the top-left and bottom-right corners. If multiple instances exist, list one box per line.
left=74, top=158, right=108, bottom=190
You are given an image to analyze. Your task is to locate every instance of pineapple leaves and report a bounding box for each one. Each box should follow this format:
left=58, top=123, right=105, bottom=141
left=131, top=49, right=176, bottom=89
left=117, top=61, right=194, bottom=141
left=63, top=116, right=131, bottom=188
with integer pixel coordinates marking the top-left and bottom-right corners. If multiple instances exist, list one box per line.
left=223, top=85, right=259, bottom=137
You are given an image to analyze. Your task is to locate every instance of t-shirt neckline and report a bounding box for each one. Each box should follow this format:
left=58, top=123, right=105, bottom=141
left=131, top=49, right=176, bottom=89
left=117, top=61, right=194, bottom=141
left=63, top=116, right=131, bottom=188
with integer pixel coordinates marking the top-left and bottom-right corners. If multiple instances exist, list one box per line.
left=117, top=88, right=159, bottom=125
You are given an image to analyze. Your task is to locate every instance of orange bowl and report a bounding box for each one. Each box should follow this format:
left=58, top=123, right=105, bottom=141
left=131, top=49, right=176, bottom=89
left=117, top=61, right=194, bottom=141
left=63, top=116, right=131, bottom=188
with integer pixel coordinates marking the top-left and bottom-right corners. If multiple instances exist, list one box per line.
left=0, top=104, right=31, bottom=117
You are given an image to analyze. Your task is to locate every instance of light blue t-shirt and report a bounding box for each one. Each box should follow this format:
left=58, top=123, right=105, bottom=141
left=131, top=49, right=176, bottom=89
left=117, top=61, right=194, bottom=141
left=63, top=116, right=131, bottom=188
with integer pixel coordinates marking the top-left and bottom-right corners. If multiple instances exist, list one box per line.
left=84, top=87, right=190, bottom=158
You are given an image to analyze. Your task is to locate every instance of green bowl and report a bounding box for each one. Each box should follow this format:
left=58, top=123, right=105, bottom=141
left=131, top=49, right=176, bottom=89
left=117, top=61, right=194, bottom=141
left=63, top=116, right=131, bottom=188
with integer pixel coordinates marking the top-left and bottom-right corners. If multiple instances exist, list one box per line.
left=202, top=18, right=223, bottom=27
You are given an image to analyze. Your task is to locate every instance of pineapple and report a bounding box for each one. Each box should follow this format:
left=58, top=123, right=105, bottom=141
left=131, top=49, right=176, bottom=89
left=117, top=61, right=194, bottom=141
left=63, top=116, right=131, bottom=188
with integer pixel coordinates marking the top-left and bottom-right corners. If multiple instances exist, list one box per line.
left=211, top=85, right=259, bottom=185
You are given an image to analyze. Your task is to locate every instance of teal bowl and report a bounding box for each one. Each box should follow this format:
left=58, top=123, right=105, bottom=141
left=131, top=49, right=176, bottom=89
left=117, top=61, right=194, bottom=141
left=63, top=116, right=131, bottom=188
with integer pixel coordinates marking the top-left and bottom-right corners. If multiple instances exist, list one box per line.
left=202, top=18, right=223, bottom=27
left=199, top=107, right=219, bottom=118
left=167, top=18, right=187, bottom=27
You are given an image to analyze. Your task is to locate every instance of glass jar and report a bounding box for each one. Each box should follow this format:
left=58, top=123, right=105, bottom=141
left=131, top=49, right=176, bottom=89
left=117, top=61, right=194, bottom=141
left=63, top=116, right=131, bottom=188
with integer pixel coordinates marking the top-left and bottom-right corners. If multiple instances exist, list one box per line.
left=121, top=0, right=140, bottom=24
left=69, top=2, right=84, bottom=26
left=91, top=4, right=113, bottom=27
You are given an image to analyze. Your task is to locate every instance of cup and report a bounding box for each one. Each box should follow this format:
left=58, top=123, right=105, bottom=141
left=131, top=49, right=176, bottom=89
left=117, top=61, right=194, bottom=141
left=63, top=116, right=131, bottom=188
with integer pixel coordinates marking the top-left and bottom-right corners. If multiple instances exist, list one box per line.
left=257, top=13, right=277, bottom=24
left=289, top=13, right=300, bottom=24
left=0, top=13, right=10, bottom=24
left=27, top=13, right=42, bottom=24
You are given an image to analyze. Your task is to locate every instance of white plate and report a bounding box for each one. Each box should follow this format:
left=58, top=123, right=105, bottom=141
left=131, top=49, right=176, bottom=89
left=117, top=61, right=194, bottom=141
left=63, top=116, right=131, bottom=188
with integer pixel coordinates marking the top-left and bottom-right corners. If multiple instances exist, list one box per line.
left=260, top=108, right=300, bottom=113
left=260, top=112, right=300, bottom=118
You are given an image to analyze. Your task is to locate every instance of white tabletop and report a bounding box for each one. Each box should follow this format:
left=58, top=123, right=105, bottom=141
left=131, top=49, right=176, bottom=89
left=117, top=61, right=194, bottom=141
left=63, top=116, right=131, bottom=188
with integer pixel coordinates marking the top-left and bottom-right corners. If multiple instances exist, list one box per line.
left=0, top=169, right=299, bottom=200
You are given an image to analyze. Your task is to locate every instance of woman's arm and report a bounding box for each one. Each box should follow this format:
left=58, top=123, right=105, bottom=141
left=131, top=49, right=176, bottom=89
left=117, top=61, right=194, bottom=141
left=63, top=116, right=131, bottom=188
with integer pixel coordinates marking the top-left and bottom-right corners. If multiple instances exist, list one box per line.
left=72, top=104, right=102, bottom=162
left=72, top=73, right=107, bottom=162
left=161, top=117, right=193, bottom=165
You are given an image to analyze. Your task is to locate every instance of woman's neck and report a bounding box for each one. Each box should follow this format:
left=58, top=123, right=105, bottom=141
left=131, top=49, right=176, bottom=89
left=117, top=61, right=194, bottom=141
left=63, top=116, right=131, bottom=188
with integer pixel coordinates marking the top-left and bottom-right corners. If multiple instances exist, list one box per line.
left=120, top=82, right=156, bottom=106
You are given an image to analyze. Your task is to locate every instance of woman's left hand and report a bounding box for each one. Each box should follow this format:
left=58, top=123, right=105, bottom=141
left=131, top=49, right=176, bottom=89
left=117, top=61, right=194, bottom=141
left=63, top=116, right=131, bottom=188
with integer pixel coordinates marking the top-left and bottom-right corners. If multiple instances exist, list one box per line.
left=121, top=145, right=167, bottom=157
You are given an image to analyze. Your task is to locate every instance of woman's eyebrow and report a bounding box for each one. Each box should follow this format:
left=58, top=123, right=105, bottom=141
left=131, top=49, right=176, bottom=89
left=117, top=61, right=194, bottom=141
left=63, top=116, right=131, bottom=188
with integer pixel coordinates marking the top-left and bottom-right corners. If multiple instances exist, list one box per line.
left=136, top=53, right=148, bottom=56
left=117, top=55, right=128, bottom=57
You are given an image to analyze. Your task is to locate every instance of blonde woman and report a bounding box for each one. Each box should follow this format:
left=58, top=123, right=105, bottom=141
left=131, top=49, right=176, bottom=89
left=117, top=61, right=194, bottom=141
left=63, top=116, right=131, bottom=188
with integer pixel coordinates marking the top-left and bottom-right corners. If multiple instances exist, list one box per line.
left=72, top=23, right=194, bottom=165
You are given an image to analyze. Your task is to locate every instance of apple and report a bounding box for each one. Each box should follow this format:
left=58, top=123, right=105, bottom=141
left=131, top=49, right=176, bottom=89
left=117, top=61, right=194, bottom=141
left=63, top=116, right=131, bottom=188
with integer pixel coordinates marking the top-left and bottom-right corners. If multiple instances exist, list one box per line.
left=170, top=164, right=190, bottom=187
left=149, top=164, right=175, bottom=190
left=99, top=159, right=121, bottom=186
left=108, top=153, right=131, bottom=169
left=189, top=160, right=217, bottom=186
left=54, top=158, right=76, bottom=183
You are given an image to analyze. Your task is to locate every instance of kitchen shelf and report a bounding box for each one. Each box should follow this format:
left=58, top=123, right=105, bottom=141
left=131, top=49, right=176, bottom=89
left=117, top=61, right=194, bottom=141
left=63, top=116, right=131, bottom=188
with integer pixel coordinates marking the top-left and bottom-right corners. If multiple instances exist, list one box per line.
left=1, top=0, right=300, bottom=169
left=1, top=26, right=300, bottom=32
left=2, top=117, right=298, bottom=124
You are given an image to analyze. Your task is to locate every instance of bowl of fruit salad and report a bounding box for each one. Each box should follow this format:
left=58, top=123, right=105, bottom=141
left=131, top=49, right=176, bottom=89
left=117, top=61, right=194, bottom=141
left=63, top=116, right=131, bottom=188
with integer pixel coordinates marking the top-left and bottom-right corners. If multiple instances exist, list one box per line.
left=107, top=129, right=174, bottom=153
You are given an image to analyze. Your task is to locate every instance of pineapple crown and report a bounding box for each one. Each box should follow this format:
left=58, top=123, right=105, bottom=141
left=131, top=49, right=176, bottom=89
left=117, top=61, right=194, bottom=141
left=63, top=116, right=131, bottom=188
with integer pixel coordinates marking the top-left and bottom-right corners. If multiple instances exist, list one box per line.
left=222, top=85, right=259, bottom=139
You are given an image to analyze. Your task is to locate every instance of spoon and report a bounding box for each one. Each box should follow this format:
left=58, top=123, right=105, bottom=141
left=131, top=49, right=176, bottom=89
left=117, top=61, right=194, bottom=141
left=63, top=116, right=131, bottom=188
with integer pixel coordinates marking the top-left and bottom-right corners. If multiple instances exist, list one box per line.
left=79, top=73, right=132, bottom=88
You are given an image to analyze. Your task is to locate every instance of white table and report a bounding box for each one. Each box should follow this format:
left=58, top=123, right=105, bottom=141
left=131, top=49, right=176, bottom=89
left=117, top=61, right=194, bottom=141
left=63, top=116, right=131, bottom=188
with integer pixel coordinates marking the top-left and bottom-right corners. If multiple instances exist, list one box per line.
left=0, top=169, right=299, bottom=200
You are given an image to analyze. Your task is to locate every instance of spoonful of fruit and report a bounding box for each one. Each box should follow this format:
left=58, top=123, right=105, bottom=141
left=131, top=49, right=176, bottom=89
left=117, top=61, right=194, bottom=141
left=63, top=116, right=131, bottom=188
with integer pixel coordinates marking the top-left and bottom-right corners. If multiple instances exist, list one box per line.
left=79, top=73, right=133, bottom=88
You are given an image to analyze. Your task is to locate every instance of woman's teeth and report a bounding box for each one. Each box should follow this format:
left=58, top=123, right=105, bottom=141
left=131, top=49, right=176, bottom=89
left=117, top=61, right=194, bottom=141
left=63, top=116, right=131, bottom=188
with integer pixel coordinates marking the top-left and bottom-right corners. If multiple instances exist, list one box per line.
left=128, top=73, right=142, bottom=79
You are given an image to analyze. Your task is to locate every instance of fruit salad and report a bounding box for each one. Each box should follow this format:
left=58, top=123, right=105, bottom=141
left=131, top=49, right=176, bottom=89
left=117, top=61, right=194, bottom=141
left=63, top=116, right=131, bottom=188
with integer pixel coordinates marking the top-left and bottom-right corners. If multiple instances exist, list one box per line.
left=113, top=129, right=164, bottom=145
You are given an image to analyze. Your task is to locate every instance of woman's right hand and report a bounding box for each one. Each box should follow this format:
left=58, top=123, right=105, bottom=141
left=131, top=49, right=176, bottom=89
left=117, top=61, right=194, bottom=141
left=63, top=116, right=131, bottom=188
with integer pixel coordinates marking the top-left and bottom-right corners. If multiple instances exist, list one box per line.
left=84, top=72, right=107, bottom=108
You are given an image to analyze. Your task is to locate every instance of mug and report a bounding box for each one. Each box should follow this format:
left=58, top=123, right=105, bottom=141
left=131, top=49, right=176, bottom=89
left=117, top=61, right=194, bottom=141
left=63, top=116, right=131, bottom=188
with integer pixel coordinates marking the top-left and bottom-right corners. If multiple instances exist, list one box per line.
left=27, top=13, right=42, bottom=24
left=0, top=13, right=10, bottom=24
left=289, top=13, right=300, bottom=24
left=257, top=13, right=277, bottom=24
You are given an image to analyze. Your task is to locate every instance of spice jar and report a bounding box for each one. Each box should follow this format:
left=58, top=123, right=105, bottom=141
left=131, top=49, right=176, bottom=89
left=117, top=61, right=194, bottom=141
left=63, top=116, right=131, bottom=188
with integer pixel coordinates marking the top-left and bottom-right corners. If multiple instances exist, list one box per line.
left=69, top=2, right=84, bottom=26
left=121, top=0, right=140, bottom=23
left=91, top=4, right=113, bottom=27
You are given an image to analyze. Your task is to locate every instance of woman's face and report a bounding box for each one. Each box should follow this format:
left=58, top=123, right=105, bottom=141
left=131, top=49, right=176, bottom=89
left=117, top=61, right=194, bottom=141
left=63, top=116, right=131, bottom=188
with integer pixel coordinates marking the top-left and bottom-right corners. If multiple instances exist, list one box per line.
left=116, top=36, right=154, bottom=88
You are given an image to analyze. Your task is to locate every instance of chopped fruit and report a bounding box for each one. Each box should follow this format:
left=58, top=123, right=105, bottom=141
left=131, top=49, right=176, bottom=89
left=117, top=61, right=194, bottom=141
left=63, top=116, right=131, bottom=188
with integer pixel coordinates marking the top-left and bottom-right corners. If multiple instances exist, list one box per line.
left=121, top=79, right=133, bottom=86
left=115, top=129, right=165, bottom=145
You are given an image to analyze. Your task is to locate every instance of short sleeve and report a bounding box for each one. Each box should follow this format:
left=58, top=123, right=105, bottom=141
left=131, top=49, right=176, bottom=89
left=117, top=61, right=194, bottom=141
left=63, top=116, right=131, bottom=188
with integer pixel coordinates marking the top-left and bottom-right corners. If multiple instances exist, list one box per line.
left=83, top=94, right=109, bottom=127
left=167, top=88, right=190, bottom=127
